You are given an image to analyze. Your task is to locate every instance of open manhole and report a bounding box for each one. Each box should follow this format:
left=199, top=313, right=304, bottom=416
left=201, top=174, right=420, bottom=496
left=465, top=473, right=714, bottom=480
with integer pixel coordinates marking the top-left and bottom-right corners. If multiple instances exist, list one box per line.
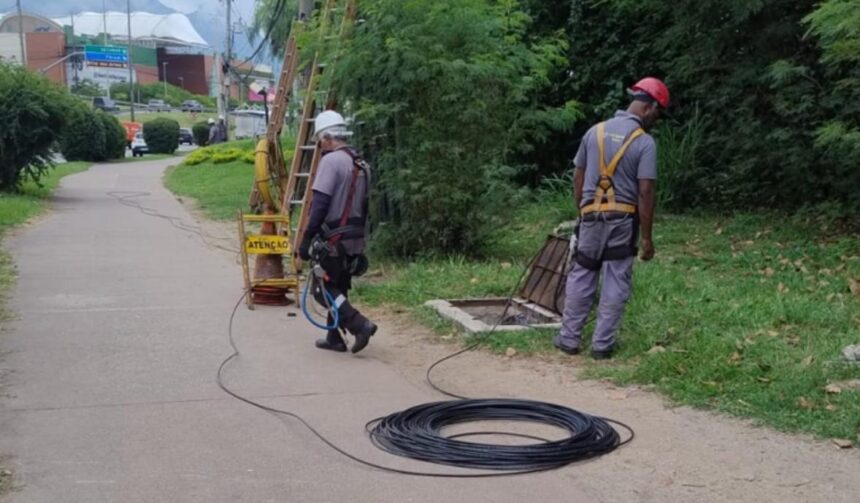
left=426, top=235, right=571, bottom=332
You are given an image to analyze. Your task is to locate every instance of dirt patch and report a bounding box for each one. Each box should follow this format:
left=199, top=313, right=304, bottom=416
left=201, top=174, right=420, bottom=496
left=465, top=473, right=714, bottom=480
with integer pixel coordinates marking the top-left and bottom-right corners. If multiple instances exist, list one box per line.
left=364, top=307, right=860, bottom=503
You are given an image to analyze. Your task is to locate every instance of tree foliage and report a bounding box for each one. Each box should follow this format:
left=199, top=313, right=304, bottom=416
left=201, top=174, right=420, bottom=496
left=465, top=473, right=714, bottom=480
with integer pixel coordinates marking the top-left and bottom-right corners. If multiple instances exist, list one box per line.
left=0, top=63, right=71, bottom=189
left=328, top=0, right=578, bottom=255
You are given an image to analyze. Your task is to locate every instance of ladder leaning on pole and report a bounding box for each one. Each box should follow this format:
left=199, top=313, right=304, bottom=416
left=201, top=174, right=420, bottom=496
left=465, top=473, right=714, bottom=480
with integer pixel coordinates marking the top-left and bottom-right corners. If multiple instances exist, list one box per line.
left=249, top=27, right=301, bottom=213
left=282, top=0, right=357, bottom=273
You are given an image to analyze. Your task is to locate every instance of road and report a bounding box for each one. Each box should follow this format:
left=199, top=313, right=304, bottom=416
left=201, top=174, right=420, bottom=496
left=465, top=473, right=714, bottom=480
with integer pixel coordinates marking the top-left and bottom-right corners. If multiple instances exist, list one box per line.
left=0, top=158, right=597, bottom=502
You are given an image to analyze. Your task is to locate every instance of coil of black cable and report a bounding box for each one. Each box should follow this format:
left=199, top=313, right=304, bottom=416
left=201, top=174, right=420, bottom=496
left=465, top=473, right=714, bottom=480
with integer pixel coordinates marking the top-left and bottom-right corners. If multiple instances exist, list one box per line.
left=368, top=398, right=626, bottom=472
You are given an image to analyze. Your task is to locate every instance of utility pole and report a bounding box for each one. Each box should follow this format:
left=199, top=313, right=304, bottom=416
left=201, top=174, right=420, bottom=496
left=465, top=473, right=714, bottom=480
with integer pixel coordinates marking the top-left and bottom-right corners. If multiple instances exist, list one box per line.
left=15, top=0, right=26, bottom=67
left=103, top=0, right=108, bottom=45
left=127, top=0, right=135, bottom=122
left=223, top=0, right=233, bottom=140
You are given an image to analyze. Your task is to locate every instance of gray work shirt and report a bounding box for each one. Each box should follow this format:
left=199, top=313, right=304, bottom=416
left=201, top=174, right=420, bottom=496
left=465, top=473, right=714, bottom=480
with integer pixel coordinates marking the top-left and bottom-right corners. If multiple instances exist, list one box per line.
left=312, top=149, right=369, bottom=255
left=574, top=111, right=657, bottom=207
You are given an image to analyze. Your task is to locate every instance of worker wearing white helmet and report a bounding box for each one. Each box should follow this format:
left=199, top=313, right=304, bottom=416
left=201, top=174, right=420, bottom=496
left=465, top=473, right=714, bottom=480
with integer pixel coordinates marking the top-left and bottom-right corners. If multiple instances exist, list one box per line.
left=208, top=115, right=228, bottom=145
left=299, top=110, right=377, bottom=354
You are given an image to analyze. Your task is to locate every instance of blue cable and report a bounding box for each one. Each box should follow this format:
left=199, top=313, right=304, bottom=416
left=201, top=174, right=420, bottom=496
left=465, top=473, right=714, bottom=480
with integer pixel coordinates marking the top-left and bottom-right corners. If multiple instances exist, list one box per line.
left=301, top=276, right=340, bottom=331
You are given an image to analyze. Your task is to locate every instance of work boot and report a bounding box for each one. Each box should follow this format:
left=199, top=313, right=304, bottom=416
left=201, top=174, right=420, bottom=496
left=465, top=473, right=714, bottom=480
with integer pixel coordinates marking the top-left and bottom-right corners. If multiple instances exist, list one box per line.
left=315, top=330, right=347, bottom=353
left=590, top=346, right=615, bottom=360
left=350, top=320, right=377, bottom=354
left=553, top=334, right=580, bottom=356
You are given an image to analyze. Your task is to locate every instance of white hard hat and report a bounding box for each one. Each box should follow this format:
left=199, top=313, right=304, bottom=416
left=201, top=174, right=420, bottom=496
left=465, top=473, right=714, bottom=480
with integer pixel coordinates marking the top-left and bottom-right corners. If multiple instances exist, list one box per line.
left=313, top=110, right=348, bottom=140
left=208, top=118, right=215, bottom=124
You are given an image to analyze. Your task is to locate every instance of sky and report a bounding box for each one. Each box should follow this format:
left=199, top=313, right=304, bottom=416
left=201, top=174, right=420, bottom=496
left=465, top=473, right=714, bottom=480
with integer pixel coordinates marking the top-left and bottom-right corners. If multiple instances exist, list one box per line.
left=0, top=0, right=260, bottom=56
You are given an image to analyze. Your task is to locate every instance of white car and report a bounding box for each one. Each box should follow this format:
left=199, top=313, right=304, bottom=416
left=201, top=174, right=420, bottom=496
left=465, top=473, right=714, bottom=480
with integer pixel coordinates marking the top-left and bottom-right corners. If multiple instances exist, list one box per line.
left=131, top=132, right=148, bottom=157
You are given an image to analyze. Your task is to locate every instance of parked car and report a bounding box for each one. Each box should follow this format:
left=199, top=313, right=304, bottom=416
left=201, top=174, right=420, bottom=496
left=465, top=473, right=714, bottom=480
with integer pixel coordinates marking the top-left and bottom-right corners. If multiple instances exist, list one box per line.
left=93, top=96, right=119, bottom=113
left=179, top=127, right=194, bottom=145
left=131, top=132, right=148, bottom=157
left=180, top=100, right=204, bottom=113
left=147, top=99, right=171, bottom=112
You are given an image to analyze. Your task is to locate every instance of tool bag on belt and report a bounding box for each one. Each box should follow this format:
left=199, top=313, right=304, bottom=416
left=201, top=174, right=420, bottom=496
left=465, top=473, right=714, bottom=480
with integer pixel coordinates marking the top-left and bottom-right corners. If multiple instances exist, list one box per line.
left=574, top=122, right=643, bottom=271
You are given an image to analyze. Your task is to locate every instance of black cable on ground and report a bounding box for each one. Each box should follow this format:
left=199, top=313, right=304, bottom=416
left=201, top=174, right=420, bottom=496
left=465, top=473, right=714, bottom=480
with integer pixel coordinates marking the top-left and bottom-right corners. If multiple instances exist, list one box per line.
left=215, top=248, right=632, bottom=476
left=107, top=191, right=241, bottom=256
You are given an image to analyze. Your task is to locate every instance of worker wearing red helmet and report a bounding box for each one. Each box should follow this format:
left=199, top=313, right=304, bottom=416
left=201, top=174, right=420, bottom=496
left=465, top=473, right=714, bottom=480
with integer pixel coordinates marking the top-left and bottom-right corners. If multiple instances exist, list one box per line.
left=554, top=77, right=669, bottom=360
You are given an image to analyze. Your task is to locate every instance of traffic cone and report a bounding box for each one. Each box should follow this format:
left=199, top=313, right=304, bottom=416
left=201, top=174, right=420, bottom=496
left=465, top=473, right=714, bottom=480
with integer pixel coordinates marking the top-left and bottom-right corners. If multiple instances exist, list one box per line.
left=252, top=212, right=290, bottom=306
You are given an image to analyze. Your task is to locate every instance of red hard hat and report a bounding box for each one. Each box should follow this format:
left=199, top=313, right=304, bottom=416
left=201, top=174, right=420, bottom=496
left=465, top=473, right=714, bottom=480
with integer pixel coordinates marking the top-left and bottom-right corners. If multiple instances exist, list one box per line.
left=631, top=77, right=670, bottom=109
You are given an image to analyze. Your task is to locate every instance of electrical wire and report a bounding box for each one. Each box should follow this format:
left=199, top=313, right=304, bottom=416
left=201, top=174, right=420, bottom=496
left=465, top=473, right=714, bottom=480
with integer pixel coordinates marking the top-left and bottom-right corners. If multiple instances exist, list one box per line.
left=107, top=191, right=241, bottom=256
left=300, top=267, right=340, bottom=331
left=216, top=241, right=632, bottom=476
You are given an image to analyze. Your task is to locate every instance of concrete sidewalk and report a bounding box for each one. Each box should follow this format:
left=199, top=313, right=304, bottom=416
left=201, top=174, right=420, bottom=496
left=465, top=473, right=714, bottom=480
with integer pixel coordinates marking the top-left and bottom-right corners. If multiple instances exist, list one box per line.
left=0, top=159, right=594, bottom=502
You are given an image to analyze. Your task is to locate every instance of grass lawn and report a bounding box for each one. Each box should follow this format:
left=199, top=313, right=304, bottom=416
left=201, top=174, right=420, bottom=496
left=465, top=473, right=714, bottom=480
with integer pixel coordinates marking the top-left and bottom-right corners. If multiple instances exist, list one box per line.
left=0, top=162, right=92, bottom=231
left=163, top=144, right=255, bottom=220
left=161, top=147, right=860, bottom=445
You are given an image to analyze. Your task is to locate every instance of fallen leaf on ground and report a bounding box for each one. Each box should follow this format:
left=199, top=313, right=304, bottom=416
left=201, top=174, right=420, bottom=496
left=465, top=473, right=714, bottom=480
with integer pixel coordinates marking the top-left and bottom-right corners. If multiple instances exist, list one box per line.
left=824, top=383, right=843, bottom=394
left=767, top=330, right=780, bottom=337
left=801, top=355, right=814, bottom=367
left=786, top=336, right=801, bottom=346
left=647, top=346, right=666, bottom=354
left=715, top=227, right=723, bottom=235
left=849, top=279, right=860, bottom=297
left=777, top=283, right=790, bottom=294
left=831, top=438, right=853, bottom=449
left=470, top=277, right=480, bottom=285
left=763, top=267, right=775, bottom=277
left=728, top=352, right=743, bottom=365
left=500, top=262, right=512, bottom=270
left=505, top=347, right=517, bottom=357
left=756, top=377, right=771, bottom=383
left=826, top=404, right=838, bottom=412
left=797, top=396, right=814, bottom=410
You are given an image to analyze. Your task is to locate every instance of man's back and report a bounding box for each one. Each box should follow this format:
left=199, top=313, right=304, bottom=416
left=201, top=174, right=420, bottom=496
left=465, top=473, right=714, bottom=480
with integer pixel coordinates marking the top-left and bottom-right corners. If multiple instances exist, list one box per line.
left=575, top=111, right=657, bottom=207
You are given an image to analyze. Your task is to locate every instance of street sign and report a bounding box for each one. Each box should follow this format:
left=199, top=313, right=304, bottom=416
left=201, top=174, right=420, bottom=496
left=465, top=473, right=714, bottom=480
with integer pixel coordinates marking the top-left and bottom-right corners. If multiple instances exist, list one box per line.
left=85, top=45, right=128, bottom=68
left=244, top=235, right=291, bottom=255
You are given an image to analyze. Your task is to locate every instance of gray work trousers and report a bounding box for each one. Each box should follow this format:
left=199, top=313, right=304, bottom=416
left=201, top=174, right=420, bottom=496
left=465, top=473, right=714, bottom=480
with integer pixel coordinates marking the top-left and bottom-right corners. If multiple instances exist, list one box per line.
left=556, top=216, right=636, bottom=352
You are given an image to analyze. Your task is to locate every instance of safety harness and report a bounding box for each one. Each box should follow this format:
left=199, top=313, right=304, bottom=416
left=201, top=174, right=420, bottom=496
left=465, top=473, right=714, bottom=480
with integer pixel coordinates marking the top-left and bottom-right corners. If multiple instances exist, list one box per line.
left=580, top=122, right=644, bottom=216
left=315, top=147, right=370, bottom=277
left=574, top=122, right=644, bottom=271
left=319, top=147, right=370, bottom=247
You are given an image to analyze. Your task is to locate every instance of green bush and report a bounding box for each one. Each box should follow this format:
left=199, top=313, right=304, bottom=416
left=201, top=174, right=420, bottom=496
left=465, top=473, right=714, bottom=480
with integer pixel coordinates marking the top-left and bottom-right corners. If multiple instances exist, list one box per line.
left=332, top=0, right=577, bottom=255
left=98, top=112, right=128, bottom=160
left=192, top=121, right=210, bottom=147
left=143, top=118, right=180, bottom=154
left=0, top=63, right=72, bottom=189
left=211, top=148, right=244, bottom=164
left=60, top=103, right=107, bottom=162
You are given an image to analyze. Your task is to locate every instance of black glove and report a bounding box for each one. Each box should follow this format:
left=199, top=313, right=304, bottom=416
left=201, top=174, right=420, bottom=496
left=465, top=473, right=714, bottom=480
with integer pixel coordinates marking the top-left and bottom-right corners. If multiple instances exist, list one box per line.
left=298, top=236, right=313, bottom=261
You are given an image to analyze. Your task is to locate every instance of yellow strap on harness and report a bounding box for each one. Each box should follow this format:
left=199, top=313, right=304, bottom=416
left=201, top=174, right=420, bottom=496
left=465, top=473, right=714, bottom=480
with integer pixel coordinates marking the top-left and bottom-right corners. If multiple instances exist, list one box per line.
left=582, top=122, right=644, bottom=215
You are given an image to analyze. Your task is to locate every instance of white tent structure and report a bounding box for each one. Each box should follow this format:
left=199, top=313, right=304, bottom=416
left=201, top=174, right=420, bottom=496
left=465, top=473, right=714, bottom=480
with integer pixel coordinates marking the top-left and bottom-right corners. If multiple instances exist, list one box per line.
left=52, top=11, right=208, bottom=48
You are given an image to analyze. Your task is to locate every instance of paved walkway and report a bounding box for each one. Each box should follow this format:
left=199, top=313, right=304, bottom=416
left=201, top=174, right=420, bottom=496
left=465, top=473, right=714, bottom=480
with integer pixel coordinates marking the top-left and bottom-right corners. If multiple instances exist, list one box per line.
left=0, top=159, right=593, bottom=502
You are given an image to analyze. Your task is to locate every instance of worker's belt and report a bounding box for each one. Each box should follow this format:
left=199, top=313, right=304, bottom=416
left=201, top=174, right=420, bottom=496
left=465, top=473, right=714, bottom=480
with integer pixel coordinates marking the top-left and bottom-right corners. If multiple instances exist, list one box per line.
left=580, top=201, right=637, bottom=219
left=321, top=217, right=366, bottom=242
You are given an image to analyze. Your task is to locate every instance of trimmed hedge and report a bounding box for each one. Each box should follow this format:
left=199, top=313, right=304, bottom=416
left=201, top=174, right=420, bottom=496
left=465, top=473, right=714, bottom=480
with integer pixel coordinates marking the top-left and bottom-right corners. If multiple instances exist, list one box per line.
left=99, top=112, right=128, bottom=160
left=60, top=104, right=107, bottom=162
left=60, top=104, right=127, bottom=162
left=143, top=118, right=180, bottom=154
left=192, top=121, right=210, bottom=147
